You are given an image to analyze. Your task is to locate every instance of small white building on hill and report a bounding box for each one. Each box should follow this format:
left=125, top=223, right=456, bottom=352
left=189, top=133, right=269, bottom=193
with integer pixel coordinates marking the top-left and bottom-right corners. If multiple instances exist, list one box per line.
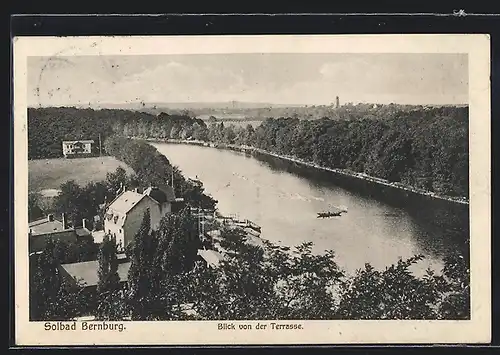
left=104, top=185, right=176, bottom=251
left=62, top=140, right=94, bottom=158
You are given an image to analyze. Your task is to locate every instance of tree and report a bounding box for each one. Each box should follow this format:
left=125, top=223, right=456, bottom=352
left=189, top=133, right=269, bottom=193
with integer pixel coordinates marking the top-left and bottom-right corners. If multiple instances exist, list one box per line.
left=187, top=238, right=343, bottom=320
left=154, top=208, right=201, bottom=275
left=105, top=166, right=128, bottom=199
left=438, top=253, right=470, bottom=320
left=97, top=234, right=120, bottom=294
left=126, top=209, right=156, bottom=320
left=29, top=238, right=84, bottom=320
left=55, top=180, right=107, bottom=228
left=95, top=234, right=126, bottom=320
left=28, top=192, right=44, bottom=221
left=337, top=255, right=447, bottom=320
left=55, top=180, right=85, bottom=227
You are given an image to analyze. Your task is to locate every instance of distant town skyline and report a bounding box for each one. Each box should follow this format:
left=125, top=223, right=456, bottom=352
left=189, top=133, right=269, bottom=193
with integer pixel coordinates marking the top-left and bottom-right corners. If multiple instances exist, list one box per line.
left=28, top=53, right=468, bottom=107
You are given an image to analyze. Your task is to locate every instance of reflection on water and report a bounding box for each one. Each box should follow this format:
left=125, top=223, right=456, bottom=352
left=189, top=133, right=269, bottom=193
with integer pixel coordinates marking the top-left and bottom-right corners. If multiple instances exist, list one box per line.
left=153, top=143, right=469, bottom=275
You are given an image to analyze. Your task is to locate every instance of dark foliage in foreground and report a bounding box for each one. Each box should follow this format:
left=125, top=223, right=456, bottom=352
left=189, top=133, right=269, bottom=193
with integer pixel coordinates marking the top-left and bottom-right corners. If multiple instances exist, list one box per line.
left=30, top=218, right=470, bottom=321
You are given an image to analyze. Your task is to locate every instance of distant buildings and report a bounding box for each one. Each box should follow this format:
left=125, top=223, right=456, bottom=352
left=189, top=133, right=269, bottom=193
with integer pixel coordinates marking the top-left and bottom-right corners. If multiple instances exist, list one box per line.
left=103, top=185, right=176, bottom=251
left=62, top=140, right=95, bottom=158
left=28, top=213, right=92, bottom=253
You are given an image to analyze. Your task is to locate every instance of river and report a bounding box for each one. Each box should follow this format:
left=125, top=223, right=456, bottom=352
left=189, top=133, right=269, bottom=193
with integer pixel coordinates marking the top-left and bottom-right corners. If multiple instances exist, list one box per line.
left=153, top=143, right=470, bottom=276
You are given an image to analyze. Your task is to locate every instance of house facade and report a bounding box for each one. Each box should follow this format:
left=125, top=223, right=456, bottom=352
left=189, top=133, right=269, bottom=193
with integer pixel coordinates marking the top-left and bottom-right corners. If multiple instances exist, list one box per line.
left=62, top=140, right=94, bottom=158
left=103, top=186, right=175, bottom=251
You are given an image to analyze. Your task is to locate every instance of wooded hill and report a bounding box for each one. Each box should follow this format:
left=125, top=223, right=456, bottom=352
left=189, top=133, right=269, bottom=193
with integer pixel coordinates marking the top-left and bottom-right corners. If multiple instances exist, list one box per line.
left=28, top=105, right=468, bottom=197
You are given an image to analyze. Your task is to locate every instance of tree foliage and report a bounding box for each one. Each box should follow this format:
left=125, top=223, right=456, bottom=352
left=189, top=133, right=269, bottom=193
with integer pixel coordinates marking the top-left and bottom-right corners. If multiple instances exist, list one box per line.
left=125, top=208, right=202, bottom=320
left=28, top=192, right=44, bottom=221
left=104, top=136, right=217, bottom=209
left=95, top=234, right=126, bottom=320
left=29, top=239, right=85, bottom=320
left=54, top=180, right=108, bottom=228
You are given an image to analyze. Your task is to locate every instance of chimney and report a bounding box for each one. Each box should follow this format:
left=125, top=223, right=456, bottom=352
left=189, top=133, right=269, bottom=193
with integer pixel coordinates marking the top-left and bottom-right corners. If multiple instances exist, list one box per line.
left=47, top=214, right=54, bottom=222
left=62, top=213, right=68, bottom=229
left=134, top=187, right=139, bottom=193
left=82, top=218, right=88, bottom=229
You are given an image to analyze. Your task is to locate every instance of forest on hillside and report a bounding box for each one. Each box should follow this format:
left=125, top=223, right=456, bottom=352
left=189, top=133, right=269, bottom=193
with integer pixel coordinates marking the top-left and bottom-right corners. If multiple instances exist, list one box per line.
left=111, top=107, right=469, bottom=197
left=27, top=107, right=204, bottom=159
left=246, top=109, right=468, bottom=197
left=28, top=105, right=468, bottom=197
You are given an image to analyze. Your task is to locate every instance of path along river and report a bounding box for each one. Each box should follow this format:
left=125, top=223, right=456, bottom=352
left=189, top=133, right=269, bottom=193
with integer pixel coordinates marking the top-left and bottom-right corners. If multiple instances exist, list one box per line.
left=153, top=143, right=469, bottom=276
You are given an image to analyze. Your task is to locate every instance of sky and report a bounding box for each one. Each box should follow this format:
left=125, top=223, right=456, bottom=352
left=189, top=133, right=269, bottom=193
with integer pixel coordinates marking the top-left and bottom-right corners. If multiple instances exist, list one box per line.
left=27, top=53, right=468, bottom=107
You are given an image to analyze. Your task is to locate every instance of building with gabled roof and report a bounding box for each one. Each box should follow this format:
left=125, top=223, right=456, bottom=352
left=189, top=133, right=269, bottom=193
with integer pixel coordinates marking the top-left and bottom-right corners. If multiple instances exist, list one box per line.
left=62, top=140, right=95, bottom=158
left=28, top=213, right=92, bottom=253
left=103, top=185, right=176, bottom=251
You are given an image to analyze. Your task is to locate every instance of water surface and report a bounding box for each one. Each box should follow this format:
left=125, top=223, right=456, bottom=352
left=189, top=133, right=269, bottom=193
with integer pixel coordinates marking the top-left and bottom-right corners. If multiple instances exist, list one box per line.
left=154, top=143, right=469, bottom=275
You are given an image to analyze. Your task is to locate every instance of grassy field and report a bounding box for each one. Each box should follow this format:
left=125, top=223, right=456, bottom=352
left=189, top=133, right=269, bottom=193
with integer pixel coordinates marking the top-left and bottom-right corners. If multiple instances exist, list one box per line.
left=29, top=156, right=133, bottom=192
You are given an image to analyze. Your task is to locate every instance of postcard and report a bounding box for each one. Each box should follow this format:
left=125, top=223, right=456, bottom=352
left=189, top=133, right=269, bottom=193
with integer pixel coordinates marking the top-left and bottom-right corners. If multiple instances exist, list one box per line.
left=13, top=34, right=491, bottom=345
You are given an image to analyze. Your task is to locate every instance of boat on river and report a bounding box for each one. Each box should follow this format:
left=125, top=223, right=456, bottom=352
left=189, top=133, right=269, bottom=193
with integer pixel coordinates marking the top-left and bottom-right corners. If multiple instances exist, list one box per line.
left=317, top=205, right=348, bottom=219
left=317, top=211, right=345, bottom=218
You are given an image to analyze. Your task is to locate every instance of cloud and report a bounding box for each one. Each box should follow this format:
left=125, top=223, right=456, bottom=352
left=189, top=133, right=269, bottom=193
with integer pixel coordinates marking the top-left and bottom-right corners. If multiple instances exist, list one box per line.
left=118, top=61, right=248, bottom=102
left=315, top=56, right=468, bottom=101
left=28, top=54, right=468, bottom=107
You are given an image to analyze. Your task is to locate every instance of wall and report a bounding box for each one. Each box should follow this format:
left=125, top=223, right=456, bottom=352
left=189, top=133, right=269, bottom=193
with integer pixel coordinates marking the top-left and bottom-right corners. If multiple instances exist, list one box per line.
left=104, top=196, right=170, bottom=250
left=123, top=197, right=162, bottom=248
left=29, top=229, right=77, bottom=253
left=103, top=213, right=124, bottom=249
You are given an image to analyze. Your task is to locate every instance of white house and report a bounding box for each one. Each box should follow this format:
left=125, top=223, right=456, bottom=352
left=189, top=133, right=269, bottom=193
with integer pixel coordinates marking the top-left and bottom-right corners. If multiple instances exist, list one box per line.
left=62, top=140, right=94, bottom=158
left=103, top=185, right=175, bottom=251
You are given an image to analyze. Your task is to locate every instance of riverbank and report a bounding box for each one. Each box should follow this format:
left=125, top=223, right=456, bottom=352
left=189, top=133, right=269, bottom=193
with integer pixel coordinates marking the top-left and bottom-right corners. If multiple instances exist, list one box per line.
left=139, top=137, right=469, bottom=207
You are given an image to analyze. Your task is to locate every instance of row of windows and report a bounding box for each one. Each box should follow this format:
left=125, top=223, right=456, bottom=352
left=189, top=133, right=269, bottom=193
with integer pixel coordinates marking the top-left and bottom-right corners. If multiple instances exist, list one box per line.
left=107, top=229, right=123, bottom=235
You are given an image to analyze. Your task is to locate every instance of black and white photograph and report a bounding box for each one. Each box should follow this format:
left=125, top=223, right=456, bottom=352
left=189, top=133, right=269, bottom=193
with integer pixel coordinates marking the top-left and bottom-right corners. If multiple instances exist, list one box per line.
left=14, top=35, right=491, bottom=345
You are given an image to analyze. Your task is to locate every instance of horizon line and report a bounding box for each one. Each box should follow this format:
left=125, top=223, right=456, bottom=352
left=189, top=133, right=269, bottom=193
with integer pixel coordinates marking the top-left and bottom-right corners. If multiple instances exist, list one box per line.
left=27, top=101, right=470, bottom=109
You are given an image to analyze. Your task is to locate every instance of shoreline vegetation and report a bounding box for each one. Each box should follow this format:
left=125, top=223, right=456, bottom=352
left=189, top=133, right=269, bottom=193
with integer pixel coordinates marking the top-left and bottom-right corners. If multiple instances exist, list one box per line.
left=145, top=138, right=469, bottom=207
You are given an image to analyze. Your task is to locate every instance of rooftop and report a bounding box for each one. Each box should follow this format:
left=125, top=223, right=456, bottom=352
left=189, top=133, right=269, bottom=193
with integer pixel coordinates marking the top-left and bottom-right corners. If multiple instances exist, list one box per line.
left=143, top=185, right=176, bottom=204
left=29, top=217, right=68, bottom=235
left=62, top=140, right=95, bottom=144
left=75, top=227, right=92, bottom=238
left=245, top=235, right=264, bottom=248
left=39, top=188, right=61, bottom=198
left=107, top=190, right=151, bottom=214
left=60, top=259, right=131, bottom=287
left=197, top=249, right=224, bottom=268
